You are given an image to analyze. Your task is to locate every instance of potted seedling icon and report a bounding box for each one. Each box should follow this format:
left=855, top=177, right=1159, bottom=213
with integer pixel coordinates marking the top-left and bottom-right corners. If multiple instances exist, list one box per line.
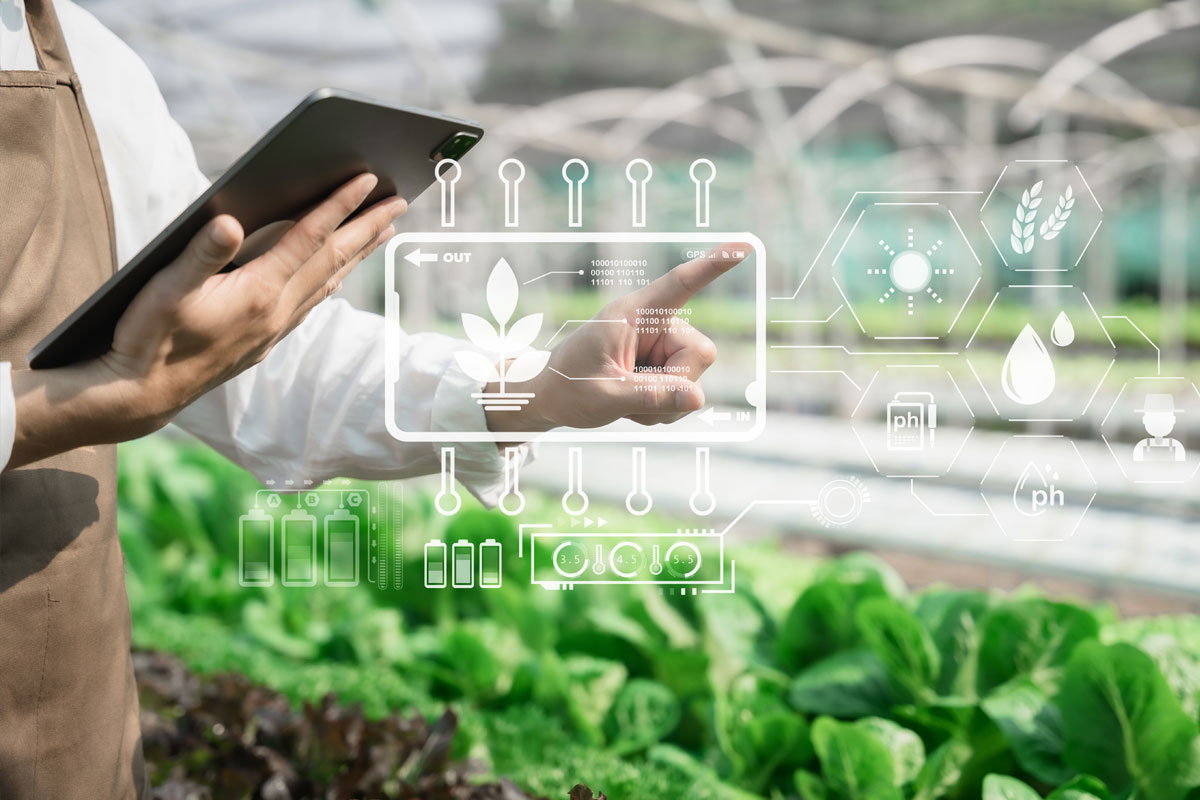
left=454, top=258, right=551, bottom=412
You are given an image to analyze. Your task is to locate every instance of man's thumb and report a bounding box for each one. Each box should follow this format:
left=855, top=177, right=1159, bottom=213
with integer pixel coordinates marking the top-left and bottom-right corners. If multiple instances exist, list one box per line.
left=170, top=215, right=243, bottom=292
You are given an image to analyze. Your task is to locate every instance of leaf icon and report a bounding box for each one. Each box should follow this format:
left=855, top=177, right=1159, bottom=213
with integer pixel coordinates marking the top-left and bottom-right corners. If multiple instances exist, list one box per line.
left=461, top=313, right=501, bottom=352
left=1010, top=180, right=1045, bottom=256
left=486, top=258, right=519, bottom=325
left=506, top=313, right=543, bottom=350
left=454, top=351, right=501, bottom=384
left=503, top=350, right=551, bottom=383
left=1039, top=184, right=1075, bottom=241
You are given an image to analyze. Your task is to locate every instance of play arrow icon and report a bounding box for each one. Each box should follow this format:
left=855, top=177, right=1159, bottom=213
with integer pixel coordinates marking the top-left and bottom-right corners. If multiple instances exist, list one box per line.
left=699, top=407, right=732, bottom=426
left=404, top=248, right=438, bottom=267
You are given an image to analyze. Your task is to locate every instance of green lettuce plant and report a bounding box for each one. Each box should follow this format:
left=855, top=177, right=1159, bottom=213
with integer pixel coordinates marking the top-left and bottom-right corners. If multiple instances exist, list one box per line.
left=118, top=437, right=1200, bottom=800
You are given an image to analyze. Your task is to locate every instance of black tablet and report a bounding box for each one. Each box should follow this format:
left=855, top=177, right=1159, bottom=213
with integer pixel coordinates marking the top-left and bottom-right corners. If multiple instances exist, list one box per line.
left=28, top=88, right=483, bottom=369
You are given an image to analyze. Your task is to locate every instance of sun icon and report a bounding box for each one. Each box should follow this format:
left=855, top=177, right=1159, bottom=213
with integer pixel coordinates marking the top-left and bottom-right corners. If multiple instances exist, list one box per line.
left=870, top=228, right=952, bottom=316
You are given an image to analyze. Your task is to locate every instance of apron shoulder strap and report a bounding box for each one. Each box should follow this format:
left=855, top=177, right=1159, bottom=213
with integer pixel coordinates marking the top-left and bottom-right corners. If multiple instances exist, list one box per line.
left=23, top=0, right=120, bottom=271
left=25, top=0, right=77, bottom=76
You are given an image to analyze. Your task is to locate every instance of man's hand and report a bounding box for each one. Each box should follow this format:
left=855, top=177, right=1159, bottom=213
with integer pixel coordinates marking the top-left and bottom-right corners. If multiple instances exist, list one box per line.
left=487, top=244, right=749, bottom=434
left=8, top=173, right=404, bottom=470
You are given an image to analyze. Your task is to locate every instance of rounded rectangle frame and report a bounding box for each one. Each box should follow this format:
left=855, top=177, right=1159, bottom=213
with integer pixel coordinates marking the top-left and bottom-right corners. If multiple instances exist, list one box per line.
left=384, top=231, right=766, bottom=443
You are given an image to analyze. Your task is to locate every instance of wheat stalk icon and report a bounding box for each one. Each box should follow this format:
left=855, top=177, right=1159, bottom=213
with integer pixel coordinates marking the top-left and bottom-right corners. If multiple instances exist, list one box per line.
left=1039, top=185, right=1075, bottom=241
left=455, top=258, right=551, bottom=411
left=1009, top=180, right=1043, bottom=255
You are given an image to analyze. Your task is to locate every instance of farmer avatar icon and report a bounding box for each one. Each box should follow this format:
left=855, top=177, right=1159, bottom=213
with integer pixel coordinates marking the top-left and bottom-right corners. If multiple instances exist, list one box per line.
left=1133, top=393, right=1186, bottom=463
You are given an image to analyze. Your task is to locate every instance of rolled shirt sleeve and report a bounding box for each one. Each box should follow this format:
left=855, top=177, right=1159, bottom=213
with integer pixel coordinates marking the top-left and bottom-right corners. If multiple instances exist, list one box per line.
left=0, top=363, right=13, bottom=471
left=172, top=299, right=519, bottom=505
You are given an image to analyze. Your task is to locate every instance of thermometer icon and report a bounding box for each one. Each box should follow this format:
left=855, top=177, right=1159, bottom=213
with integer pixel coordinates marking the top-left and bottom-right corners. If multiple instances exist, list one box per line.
left=435, top=447, right=462, bottom=516
left=562, top=447, right=589, bottom=516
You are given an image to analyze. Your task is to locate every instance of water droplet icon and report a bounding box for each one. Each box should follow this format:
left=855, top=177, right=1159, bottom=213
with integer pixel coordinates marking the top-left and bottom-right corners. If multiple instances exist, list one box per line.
left=1002, top=323, right=1055, bottom=405
left=1050, top=311, right=1075, bottom=347
left=1012, top=461, right=1048, bottom=517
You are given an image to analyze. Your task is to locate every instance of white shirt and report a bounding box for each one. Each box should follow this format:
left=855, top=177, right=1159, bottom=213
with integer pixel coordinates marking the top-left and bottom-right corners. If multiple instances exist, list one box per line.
left=0, top=0, right=509, bottom=501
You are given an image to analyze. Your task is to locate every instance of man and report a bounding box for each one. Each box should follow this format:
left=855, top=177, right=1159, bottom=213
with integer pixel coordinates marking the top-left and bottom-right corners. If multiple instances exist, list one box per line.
left=0, top=1, right=742, bottom=797
left=1132, top=393, right=1186, bottom=463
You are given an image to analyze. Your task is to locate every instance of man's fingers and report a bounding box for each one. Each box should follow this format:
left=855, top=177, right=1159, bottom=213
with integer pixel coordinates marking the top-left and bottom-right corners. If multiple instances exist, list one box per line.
left=326, top=199, right=404, bottom=287
left=260, top=173, right=378, bottom=278
left=624, top=384, right=705, bottom=426
left=662, top=334, right=718, bottom=384
left=117, top=215, right=242, bottom=351
left=287, top=223, right=396, bottom=332
left=630, top=242, right=751, bottom=311
left=168, top=215, right=244, bottom=294
left=285, top=195, right=404, bottom=307
left=325, top=222, right=395, bottom=295
left=619, top=373, right=705, bottom=424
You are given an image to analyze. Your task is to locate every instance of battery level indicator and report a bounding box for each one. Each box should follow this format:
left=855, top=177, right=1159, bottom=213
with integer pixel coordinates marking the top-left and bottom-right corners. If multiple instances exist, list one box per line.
left=282, top=508, right=316, bottom=586
left=324, top=507, right=359, bottom=587
left=451, top=539, right=474, bottom=589
left=424, top=539, right=447, bottom=588
left=238, top=507, right=274, bottom=587
left=479, top=538, right=502, bottom=588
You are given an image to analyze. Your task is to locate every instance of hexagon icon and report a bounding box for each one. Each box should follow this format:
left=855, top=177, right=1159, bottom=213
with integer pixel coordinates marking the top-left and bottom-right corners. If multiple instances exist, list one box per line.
left=849, top=365, right=975, bottom=479
left=980, top=160, right=1102, bottom=275
left=1100, top=376, right=1200, bottom=485
left=979, top=434, right=1097, bottom=541
left=830, top=200, right=982, bottom=345
left=963, top=284, right=1114, bottom=423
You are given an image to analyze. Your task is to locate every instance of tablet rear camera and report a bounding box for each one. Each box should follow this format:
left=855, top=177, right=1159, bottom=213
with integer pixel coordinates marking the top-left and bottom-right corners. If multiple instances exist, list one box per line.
left=431, top=132, right=480, bottom=162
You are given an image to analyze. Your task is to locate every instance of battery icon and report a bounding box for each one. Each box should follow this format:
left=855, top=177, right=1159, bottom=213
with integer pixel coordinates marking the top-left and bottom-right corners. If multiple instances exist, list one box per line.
left=479, top=538, right=502, bottom=589
left=282, top=508, right=317, bottom=586
left=324, top=507, right=360, bottom=587
left=424, top=539, right=447, bottom=588
left=451, top=539, right=474, bottom=589
left=238, top=507, right=274, bottom=587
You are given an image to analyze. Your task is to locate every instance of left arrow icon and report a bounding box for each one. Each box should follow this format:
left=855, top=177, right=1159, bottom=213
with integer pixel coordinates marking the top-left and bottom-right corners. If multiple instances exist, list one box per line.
left=404, top=248, right=438, bottom=267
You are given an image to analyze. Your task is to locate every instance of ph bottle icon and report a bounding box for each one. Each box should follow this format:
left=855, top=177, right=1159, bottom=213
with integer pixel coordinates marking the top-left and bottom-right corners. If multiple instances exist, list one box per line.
left=281, top=507, right=317, bottom=587
left=238, top=507, right=274, bottom=587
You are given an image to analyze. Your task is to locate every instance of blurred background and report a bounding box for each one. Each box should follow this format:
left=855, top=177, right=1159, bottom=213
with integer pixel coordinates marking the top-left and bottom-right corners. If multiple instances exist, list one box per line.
left=78, top=0, right=1200, bottom=796
left=86, top=0, right=1200, bottom=603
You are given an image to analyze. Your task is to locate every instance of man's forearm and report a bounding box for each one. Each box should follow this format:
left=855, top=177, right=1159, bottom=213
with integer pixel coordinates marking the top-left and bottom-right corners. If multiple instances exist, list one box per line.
left=6, top=364, right=157, bottom=471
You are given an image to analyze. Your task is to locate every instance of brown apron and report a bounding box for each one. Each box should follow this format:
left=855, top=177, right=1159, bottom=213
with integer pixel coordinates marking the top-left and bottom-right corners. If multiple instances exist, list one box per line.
left=0, top=1, right=147, bottom=797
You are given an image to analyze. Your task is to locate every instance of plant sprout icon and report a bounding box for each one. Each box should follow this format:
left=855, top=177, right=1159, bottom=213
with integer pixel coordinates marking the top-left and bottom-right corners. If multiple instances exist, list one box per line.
left=454, top=258, right=551, bottom=412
